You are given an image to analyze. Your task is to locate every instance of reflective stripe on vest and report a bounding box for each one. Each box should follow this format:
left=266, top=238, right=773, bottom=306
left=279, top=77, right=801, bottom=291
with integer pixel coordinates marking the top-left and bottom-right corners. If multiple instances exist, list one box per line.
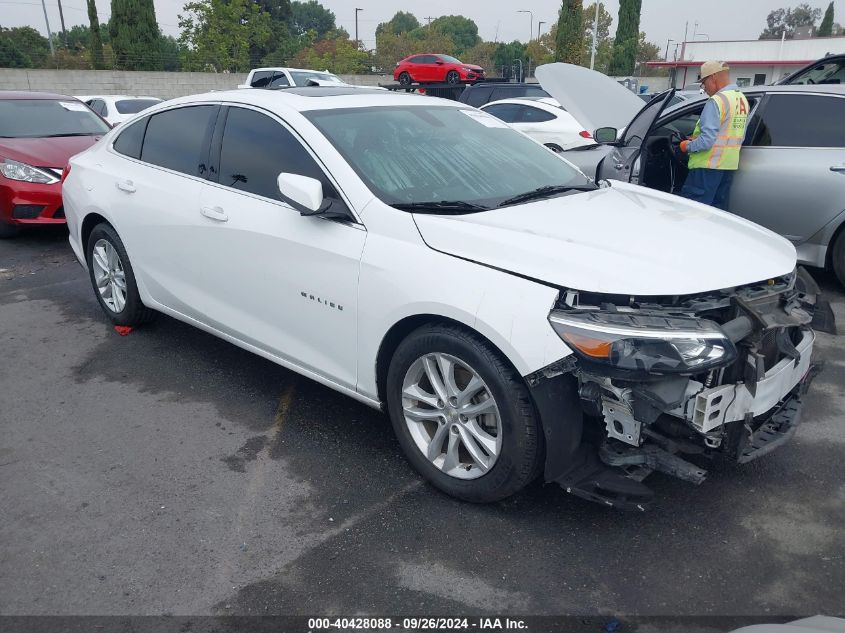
left=688, top=90, right=749, bottom=171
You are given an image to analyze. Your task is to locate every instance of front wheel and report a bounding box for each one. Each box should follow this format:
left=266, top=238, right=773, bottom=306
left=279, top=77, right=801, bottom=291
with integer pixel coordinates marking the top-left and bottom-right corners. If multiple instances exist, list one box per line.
left=545, top=143, right=564, bottom=153
left=831, top=229, right=845, bottom=287
left=386, top=323, right=543, bottom=502
left=446, top=70, right=461, bottom=85
left=86, top=223, right=155, bottom=326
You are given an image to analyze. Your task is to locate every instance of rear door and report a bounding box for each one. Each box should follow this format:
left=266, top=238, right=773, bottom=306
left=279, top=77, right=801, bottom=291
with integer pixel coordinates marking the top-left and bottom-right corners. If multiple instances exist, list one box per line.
left=596, top=90, right=675, bottom=183
left=729, top=91, right=845, bottom=248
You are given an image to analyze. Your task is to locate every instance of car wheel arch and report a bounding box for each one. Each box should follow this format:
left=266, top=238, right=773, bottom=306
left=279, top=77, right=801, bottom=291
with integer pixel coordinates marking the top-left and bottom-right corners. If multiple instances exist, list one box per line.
left=81, top=212, right=113, bottom=252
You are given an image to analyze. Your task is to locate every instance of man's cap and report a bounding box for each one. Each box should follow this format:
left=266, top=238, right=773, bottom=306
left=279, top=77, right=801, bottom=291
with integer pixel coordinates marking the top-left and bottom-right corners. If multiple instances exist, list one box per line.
left=698, top=60, right=730, bottom=82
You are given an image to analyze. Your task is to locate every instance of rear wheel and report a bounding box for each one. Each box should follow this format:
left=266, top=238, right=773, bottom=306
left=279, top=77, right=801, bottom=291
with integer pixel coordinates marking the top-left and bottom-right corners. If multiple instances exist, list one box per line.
left=86, top=223, right=155, bottom=326
left=386, top=323, right=543, bottom=502
left=446, top=70, right=461, bottom=85
left=831, top=229, right=845, bottom=287
left=398, top=72, right=411, bottom=87
left=0, top=222, right=19, bottom=239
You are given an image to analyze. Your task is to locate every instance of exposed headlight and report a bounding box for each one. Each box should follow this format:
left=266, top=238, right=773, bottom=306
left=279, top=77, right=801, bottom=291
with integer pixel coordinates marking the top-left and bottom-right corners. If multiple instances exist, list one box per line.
left=548, top=310, right=736, bottom=374
left=0, top=158, right=60, bottom=184
left=461, top=67, right=475, bottom=73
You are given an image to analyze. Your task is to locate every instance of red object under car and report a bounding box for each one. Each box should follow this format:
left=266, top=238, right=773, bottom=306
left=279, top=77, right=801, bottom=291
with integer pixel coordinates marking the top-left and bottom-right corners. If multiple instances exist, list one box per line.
left=393, top=54, right=485, bottom=86
left=0, top=91, right=109, bottom=237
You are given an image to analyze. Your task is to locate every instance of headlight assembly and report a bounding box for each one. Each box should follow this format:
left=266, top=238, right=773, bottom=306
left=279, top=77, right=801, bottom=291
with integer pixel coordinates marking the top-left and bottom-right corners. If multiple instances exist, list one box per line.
left=549, top=310, right=736, bottom=374
left=0, top=158, right=60, bottom=184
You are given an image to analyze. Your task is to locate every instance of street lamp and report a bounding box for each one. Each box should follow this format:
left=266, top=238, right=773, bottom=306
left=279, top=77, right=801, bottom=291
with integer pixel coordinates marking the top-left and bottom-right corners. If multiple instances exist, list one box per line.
left=537, top=20, right=545, bottom=40
left=517, top=10, right=533, bottom=42
left=354, top=8, right=363, bottom=44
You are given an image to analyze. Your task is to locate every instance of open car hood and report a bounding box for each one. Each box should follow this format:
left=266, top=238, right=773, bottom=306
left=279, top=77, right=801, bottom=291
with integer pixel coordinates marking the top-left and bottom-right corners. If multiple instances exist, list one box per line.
left=413, top=181, right=797, bottom=296
left=535, top=63, right=645, bottom=133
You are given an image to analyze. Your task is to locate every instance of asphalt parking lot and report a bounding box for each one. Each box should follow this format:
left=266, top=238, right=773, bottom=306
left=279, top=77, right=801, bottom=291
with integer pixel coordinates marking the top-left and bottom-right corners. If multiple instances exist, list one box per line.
left=1, top=228, right=844, bottom=626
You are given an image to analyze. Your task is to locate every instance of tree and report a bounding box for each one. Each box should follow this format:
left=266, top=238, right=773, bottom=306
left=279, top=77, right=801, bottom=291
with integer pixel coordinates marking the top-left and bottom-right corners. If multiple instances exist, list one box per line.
left=179, top=0, right=272, bottom=72
left=818, top=2, right=834, bottom=36
left=256, top=0, right=290, bottom=22
left=527, top=27, right=555, bottom=68
left=759, top=3, right=822, bottom=39
left=0, top=31, right=32, bottom=68
left=0, top=26, right=50, bottom=67
left=375, top=11, right=420, bottom=36
left=461, top=41, right=498, bottom=73
left=160, top=35, right=181, bottom=71
left=86, top=0, right=106, bottom=69
left=609, top=0, right=641, bottom=75
left=555, top=0, right=584, bottom=64
left=635, top=32, right=661, bottom=73
left=493, top=40, right=528, bottom=80
left=290, top=0, right=336, bottom=39
left=429, top=15, right=481, bottom=55
left=581, top=1, right=612, bottom=69
left=292, top=31, right=369, bottom=73
left=109, top=0, right=162, bottom=70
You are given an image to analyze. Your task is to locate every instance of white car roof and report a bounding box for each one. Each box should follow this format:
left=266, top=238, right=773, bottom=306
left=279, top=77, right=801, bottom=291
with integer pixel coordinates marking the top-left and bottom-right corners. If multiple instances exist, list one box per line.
left=250, top=67, right=338, bottom=75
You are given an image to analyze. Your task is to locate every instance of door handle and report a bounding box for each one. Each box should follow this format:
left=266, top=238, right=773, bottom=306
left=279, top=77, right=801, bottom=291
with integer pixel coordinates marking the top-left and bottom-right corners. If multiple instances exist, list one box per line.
left=201, top=206, right=228, bottom=222
left=830, top=166, right=845, bottom=173
left=116, top=179, right=136, bottom=193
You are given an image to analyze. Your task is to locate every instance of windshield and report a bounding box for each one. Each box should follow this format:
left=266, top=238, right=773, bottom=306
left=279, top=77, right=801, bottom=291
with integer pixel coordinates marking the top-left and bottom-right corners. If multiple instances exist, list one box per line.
left=115, top=98, right=161, bottom=114
left=290, top=71, right=344, bottom=86
left=0, top=99, right=110, bottom=138
left=786, top=60, right=845, bottom=85
left=305, top=105, right=591, bottom=209
left=439, top=55, right=462, bottom=64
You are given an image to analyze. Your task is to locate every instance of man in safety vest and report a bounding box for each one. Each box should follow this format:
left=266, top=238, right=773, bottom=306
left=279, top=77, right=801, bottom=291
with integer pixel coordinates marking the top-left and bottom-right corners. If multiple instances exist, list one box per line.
left=678, top=61, right=749, bottom=210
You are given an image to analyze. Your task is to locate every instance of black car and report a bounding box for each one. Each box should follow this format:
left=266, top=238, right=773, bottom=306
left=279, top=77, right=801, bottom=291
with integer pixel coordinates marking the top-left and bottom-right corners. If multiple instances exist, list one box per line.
left=457, top=82, right=550, bottom=108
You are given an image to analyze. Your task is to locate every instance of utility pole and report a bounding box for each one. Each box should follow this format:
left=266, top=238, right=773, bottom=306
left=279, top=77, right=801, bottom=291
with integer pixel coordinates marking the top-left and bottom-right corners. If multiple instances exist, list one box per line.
left=590, top=1, right=600, bottom=69
left=354, top=8, right=363, bottom=45
left=425, top=16, right=434, bottom=27
left=537, top=20, right=545, bottom=39
left=665, top=38, right=674, bottom=60
left=517, top=10, right=533, bottom=42
left=56, top=0, right=67, bottom=44
left=40, top=0, right=55, bottom=56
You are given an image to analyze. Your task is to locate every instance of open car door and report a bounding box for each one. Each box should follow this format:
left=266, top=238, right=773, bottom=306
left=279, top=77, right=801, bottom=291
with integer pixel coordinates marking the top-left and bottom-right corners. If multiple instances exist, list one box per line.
left=596, top=89, right=676, bottom=183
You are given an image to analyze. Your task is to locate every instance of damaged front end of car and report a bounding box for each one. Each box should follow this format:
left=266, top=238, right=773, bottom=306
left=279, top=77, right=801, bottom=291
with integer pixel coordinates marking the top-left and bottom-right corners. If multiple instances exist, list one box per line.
left=527, top=267, right=824, bottom=511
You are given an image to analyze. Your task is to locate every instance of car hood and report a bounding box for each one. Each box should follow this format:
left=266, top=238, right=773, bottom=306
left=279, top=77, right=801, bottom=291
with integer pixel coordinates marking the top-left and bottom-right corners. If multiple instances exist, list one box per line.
left=413, top=182, right=797, bottom=296
left=536, top=63, right=644, bottom=133
left=0, top=135, right=103, bottom=168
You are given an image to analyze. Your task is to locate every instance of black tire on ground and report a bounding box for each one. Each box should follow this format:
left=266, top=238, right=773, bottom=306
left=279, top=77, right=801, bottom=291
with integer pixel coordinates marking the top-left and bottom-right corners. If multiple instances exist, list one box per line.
left=446, top=70, right=461, bottom=85
left=0, top=222, right=19, bottom=239
left=386, top=323, right=544, bottom=503
left=545, top=143, right=564, bottom=153
left=85, top=222, right=156, bottom=326
left=831, top=229, right=845, bottom=287
left=398, top=72, right=411, bottom=87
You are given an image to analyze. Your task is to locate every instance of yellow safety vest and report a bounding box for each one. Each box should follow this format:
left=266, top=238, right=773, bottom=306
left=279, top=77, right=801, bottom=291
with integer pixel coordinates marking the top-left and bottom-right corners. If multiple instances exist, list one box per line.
left=688, top=89, right=749, bottom=171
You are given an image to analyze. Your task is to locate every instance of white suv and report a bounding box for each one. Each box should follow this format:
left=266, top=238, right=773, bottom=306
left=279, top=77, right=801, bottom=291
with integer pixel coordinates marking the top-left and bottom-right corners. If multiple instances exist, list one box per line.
left=62, top=87, right=818, bottom=510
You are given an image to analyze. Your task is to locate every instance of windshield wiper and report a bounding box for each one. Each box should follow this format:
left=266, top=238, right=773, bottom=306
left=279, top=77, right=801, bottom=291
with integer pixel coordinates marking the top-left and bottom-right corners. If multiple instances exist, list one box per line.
left=392, top=200, right=489, bottom=214
left=40, top=132, right=100, bottom=138
left=497, top=184, right=597, bottom=208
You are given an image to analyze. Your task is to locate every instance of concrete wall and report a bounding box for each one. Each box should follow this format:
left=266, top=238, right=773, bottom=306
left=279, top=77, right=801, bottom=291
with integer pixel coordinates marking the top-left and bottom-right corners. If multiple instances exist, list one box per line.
left=0, top=69, right=389, bottom=99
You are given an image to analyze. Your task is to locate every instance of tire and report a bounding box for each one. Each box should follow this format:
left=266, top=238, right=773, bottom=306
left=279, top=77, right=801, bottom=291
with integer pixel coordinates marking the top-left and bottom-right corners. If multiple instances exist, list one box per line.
left=545, top=143, right=564, bottom=153
left=398, top=72, right=411, bottom=87
left=446, top=70, right=461, bottom=85
left=0, top=221, right=19, bottom=239
left=831, top=229, right=845, bottom=287
left=386, top=323, right=543, bottom=502
left=85, top=222, right=155, bottom=326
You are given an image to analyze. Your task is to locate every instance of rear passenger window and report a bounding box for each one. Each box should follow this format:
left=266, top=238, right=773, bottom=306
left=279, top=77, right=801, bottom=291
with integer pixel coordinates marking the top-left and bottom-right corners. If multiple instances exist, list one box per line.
left=521, top=106, right=555, bottom=122
left=483, top=103, right=524, bottom=123
left=750, top=94, right=845, bottom=147
left=141, top=105, right=216, bottom=176
left=217, top=107, right=334, bottom=201
left=112, top=118, right=147, bottom=159
left=250, top=71, right=273, bottom=88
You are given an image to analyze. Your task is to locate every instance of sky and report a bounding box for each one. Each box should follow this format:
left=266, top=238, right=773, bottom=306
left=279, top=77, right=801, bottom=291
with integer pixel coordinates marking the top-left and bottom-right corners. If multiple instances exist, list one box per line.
left=2, top=0, right=843, bottom=58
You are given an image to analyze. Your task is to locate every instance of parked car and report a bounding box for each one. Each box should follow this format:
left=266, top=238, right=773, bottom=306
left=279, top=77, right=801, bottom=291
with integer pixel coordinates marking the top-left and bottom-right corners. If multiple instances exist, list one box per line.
left=776, top=53, right=845, bottom=85
left=0, top=91, right=110, bottom=238
left=540, top=62, right=845, bottom=285
left=393, top=54, right=485, bottom=86
left=76, top=95, right=163, bottom=126
left=480, top=97, right=594, bottom=152
left=64, top=87, right=819, bottom=510
left=238, top=67, right=348, bottom=89
left=457, top=82, right=549, bottom=108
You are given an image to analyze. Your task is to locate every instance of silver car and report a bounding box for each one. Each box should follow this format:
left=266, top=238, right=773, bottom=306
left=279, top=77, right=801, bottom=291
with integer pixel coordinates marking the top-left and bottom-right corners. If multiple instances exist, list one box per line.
left=540, top=64, right=845, bottom=286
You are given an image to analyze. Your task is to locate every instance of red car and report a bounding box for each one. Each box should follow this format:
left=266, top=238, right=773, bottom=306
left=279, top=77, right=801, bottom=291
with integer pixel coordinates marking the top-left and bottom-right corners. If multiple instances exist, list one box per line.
left=1, top=91, right=110, bottom=238
left=393, top=54, right=485, bottom=86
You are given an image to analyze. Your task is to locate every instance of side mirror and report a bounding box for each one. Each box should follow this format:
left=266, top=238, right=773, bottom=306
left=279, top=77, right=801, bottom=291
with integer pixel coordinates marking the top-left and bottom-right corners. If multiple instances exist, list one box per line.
left=594, top=127, right=618, bottom=144
left=277, top=172, right=331, bottom=216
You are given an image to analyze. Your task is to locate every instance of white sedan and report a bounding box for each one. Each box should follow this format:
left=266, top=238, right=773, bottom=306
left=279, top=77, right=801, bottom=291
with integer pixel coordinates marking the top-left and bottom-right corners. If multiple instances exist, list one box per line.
left=76, top=95, right=163, bottom=126
left=62, top=87, right=817, bottom=510
left=480, top=96, right=595, bottom=152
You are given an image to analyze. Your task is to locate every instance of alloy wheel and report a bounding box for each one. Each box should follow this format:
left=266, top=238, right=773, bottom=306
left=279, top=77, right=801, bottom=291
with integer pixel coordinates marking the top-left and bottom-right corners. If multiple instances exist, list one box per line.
left=91, top=238, right=127, bottom=313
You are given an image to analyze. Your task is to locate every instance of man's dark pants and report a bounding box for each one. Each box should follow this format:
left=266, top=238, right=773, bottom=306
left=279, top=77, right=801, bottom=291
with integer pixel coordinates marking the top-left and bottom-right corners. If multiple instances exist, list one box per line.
left=680, top=168, right=735, bottom=211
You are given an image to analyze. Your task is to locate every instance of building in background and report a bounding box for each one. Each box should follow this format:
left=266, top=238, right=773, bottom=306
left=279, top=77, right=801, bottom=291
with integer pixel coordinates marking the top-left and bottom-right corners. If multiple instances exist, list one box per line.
left=647, top=35, right=845, bottom=88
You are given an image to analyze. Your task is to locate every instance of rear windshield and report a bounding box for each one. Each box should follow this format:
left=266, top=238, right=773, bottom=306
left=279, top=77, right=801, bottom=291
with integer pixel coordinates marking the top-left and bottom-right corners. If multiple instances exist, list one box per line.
left=0, top=99, right=110, bottom=138
left=115, top=98, right=161, bottom=114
